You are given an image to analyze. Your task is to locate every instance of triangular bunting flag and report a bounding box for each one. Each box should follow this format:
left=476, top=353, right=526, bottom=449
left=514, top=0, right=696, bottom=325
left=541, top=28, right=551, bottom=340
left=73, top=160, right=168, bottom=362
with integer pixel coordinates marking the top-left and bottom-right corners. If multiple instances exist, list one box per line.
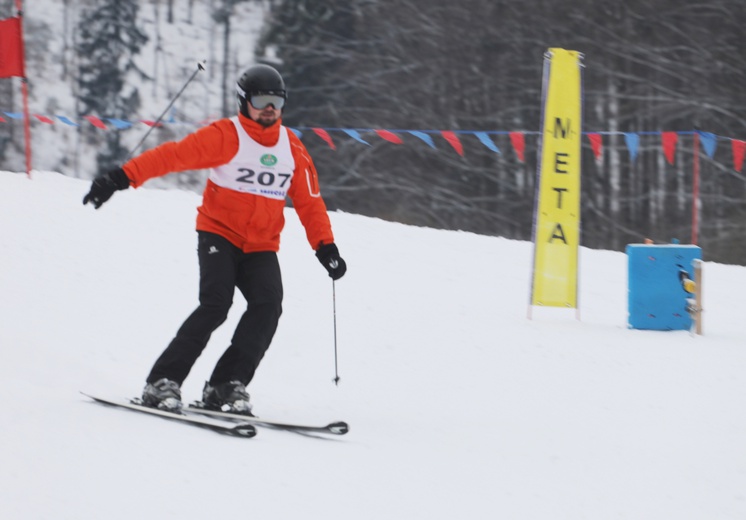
left=342, top=129, right=370, bottom=146
left=312, top=128, right=336, bottom=150
left=732, top=139, right=746, bottom=173
left=624, top=133, right=639, bottom=162
left=84, top=115, right=107, bottom=129
left=108, top=118, right=133, bottom=129
left=440, top=131, right=463, bottom=156
left=509, top=132, right=525, bottom=162
left=56, top=115, right=79, bottom=126
left=4, top=111, right=743, bottom=174
left=408, top=131, right=436, bottom=149
left=375, top=129, right=403, bottom=144
left=587, top=133, right=602, bottom=161
left=33, top=114, right=54, bottom=124
left=661, top=131, right=678, bottom=165
left=474, top=132, right=500, bottom=154
left=698, top=131, right=717, bottom=158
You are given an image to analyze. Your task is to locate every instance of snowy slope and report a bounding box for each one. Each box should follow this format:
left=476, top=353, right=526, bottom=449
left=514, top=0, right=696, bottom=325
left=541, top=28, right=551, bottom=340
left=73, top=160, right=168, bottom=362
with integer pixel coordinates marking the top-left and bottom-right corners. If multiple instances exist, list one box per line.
left=14, top=0, right=268, bottom=175
left=1, top=171, right=745, bottom=520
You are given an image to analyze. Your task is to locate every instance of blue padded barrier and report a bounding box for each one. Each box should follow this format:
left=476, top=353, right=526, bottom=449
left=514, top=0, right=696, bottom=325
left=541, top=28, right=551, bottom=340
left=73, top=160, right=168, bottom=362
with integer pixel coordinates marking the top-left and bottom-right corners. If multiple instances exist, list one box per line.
left=627, top=244, right=701, bottom=330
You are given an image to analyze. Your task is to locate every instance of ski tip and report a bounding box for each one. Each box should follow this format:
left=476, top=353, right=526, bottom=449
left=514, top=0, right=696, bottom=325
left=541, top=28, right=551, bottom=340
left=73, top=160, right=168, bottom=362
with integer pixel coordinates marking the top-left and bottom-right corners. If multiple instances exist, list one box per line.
left=80, top=391, right=114, bottom=404
left=328, top=421, right=349, bottom=435
left=232, top=424, right=258, bottom=438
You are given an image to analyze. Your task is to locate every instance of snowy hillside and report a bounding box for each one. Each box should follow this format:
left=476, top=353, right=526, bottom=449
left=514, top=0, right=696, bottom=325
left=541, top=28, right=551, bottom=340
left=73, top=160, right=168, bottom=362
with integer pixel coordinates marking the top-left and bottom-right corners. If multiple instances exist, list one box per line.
left=1, top=170, right=745, bottom=519
left=9, top=0, right=268, bottom=174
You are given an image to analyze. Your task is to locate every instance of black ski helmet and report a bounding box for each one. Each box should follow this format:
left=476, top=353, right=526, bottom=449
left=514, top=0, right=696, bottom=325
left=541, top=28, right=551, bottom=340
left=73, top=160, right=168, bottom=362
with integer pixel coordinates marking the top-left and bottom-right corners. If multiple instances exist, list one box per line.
left=236, top=64, right=287, bottom=117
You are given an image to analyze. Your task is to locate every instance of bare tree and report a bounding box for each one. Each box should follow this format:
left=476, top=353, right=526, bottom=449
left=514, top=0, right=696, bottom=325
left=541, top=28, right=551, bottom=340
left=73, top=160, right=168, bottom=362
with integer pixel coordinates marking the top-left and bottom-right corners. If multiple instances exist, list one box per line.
left=257, top=0, right=746, bottom=263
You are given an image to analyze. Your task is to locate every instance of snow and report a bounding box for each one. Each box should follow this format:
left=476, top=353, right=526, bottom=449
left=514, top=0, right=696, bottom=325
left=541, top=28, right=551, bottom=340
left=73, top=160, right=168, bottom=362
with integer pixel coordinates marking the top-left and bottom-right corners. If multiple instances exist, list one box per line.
left=1, top=170, right=745, bottom=519
left=13, top=1, right=269, bottom=175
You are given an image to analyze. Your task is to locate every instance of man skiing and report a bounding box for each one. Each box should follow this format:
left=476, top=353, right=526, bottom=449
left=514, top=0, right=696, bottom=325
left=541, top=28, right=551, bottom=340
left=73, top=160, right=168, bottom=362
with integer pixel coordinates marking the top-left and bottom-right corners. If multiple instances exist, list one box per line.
left=83, top=64, right=346, bottom=415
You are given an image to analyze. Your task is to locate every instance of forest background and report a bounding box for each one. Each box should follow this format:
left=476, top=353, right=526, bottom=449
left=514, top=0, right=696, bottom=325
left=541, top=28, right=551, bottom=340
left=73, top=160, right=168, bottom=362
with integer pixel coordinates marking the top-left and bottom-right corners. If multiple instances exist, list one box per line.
left=1, top=0, right=745, bottom=264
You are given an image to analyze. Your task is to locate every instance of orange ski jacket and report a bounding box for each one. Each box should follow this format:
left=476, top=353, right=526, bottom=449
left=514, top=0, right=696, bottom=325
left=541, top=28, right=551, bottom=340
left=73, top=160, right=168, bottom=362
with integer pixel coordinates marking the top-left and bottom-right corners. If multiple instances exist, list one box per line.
left=122, top=114, right=334, bottom=253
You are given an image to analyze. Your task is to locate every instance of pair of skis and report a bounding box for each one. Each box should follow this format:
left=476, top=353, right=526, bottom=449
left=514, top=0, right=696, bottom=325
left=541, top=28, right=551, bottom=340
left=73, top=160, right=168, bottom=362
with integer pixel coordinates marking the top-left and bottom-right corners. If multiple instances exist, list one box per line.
left=82, top=393, right=349, bottom=438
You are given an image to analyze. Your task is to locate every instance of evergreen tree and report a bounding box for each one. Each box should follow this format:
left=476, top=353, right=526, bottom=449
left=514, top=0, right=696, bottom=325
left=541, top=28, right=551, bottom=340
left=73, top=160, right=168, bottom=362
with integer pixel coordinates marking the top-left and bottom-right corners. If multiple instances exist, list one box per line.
left=76, top=0, right=148, bottom=171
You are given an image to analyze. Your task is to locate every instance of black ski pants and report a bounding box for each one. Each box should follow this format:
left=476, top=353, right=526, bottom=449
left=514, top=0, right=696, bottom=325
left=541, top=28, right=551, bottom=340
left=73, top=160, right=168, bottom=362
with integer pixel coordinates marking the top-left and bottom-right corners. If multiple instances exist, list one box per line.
left=146, top=231, right=283, bottom=386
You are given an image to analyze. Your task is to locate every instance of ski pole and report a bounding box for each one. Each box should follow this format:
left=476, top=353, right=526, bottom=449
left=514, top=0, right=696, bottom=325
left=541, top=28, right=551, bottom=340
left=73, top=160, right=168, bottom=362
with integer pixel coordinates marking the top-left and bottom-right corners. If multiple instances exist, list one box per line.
left=332, top=279, right=341, bottom=386
left=126, top=60, right=206, bottom=160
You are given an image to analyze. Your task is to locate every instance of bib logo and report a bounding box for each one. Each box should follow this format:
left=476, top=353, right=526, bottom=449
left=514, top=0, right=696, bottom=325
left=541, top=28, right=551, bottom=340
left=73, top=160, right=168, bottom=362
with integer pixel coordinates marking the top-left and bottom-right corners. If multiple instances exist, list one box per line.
left=260, top=154, right=278, bottom=167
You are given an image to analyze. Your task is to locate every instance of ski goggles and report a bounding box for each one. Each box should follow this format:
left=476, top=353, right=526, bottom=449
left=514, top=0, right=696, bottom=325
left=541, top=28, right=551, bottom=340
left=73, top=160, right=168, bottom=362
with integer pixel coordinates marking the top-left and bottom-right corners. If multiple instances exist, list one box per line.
left=249, top=93, right=286, bottom=110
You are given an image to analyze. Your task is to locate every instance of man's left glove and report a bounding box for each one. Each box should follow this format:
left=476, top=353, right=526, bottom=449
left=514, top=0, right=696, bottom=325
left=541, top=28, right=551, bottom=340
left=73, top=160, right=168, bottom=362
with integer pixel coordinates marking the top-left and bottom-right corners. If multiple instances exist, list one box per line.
left=83, top=167, right=131, bottom=209
left=316, top=243, right=347, bottom=280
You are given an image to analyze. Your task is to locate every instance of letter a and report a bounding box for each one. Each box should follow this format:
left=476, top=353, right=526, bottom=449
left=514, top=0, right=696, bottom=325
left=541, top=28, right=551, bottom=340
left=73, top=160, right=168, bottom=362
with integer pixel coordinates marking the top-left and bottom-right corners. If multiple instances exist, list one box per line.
left=549, top=223, right=567, bottom=244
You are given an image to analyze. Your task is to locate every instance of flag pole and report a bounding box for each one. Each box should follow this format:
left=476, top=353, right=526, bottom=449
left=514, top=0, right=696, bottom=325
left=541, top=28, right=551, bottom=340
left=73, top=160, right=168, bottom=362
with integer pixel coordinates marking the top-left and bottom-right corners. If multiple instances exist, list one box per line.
left=20, top=80, right=31, bottom=177
left=15, top=0, right=31, bottom=177
left=691, top=131, right=700, bottom=245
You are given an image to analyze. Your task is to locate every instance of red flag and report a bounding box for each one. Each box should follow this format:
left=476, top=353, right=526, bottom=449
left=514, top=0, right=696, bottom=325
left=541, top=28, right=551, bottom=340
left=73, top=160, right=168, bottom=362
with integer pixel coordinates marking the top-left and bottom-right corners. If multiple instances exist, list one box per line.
left=0, top=17, right=24, bottom=78
left=84, top=115, right=108, bottom=129
left=34, top=114, right=54, bottom=124
left=661, top=131, right=678, bottom=165
left=375, top=129, right=403, bottom=144
left=509, top=132, right=525, bottom=162
left=312, top=128, right=336, bottom=150
left=732, top=139, right=746, bottom=173
left=587, top=133, right=603, bottom=161
left=440, top=131, right=463, bottom=156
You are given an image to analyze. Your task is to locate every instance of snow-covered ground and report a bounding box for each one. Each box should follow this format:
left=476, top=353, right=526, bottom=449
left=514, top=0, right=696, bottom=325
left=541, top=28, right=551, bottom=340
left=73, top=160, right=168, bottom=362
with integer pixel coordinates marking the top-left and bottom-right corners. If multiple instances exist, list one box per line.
left=9, top=0, right=268, bottom=175
left=1, top=170, right=745, bottom=519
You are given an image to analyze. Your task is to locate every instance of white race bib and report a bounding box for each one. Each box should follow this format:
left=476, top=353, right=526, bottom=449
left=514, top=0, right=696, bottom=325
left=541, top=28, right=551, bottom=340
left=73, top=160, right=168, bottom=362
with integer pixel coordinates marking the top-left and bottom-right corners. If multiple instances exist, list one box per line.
left=209, top=118, right=296, bottom=200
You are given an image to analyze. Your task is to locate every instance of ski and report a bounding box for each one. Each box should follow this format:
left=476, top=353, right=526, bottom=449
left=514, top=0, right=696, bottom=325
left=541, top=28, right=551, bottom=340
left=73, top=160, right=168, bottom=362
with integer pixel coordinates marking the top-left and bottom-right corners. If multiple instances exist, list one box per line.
left=81, top=392, right=257, bottom=438
left=187, top=402, right=349, bottom=435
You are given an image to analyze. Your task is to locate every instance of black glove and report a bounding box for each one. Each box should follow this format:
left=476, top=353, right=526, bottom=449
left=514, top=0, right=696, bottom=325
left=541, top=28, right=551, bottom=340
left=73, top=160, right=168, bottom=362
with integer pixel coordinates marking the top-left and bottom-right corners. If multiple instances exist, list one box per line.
left=316, top=243, right=347, bottom=280
left=83, top=167, right=131, bottom=209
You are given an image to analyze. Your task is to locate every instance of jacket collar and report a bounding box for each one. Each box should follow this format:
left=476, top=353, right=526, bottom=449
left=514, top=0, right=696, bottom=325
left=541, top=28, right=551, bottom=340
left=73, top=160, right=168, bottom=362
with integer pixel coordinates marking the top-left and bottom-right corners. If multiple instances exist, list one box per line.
left=237, top=112, right=282, bottom=146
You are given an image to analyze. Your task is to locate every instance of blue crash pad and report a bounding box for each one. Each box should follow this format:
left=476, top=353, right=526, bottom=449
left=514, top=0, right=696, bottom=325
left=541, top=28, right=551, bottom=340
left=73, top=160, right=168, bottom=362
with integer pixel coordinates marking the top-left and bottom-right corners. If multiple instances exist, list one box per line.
left=627, top=244, right=701, bottom=330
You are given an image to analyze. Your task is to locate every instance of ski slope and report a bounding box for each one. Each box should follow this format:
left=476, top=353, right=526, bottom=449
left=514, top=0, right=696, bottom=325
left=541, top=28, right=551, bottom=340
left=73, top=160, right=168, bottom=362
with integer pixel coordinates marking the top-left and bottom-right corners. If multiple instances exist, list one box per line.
left=1, top=171, right=745, bottom=520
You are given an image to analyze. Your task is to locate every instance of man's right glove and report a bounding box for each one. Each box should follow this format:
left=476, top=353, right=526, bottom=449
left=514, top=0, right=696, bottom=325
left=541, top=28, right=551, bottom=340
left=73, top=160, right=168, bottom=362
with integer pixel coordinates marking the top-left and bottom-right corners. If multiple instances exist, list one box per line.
left=316, top=243, right=347, bottom=280
left=83, top=167, right=131, bottom=209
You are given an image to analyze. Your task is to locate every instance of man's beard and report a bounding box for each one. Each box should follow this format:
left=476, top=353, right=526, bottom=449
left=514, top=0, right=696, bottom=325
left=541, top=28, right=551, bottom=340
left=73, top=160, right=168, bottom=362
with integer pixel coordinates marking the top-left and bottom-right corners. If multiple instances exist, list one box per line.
left=256, top=113, right=279, bottom=127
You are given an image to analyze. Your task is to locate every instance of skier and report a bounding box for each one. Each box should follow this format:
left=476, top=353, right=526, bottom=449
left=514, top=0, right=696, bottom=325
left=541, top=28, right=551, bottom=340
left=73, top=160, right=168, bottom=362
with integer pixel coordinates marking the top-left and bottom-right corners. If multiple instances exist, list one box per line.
left=83, top=64, right=346, bottom=414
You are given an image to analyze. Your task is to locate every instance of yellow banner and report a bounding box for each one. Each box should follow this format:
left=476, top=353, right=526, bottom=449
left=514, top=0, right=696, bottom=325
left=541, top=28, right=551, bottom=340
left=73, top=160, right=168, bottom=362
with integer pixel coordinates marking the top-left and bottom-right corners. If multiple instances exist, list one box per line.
left=530, top=49, right=583, bottom=308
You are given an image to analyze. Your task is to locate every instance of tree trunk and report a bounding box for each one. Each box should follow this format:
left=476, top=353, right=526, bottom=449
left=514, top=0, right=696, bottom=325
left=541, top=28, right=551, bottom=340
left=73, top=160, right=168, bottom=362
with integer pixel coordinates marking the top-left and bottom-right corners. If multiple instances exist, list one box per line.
left=221, top=15, right=231, bottom=117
